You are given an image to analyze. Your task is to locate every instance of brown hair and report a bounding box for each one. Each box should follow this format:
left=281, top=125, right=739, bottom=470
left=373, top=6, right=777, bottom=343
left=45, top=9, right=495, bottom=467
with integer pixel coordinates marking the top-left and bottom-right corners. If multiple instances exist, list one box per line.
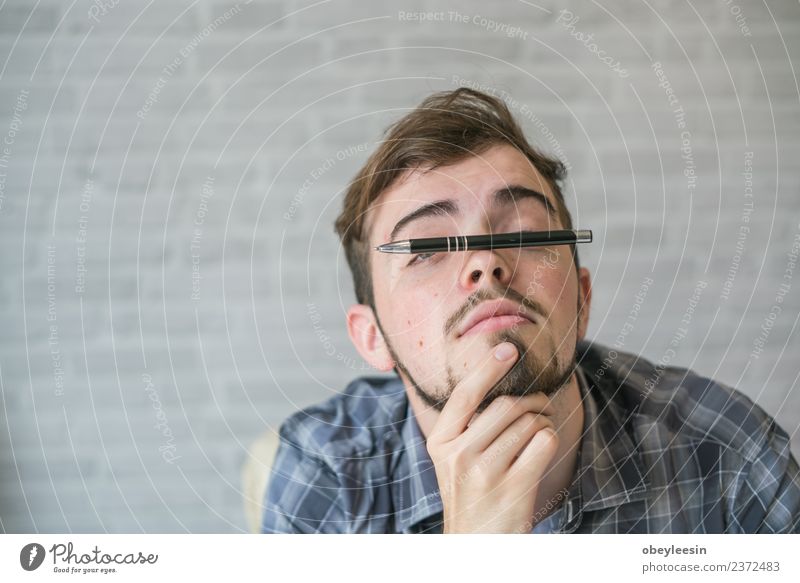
left=334, top=87, right=575, bottom=309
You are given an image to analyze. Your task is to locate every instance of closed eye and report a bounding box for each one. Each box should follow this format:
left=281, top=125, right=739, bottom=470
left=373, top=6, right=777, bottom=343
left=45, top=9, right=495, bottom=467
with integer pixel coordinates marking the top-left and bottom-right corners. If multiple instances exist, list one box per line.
left=407, top=252, right=438, bottom=266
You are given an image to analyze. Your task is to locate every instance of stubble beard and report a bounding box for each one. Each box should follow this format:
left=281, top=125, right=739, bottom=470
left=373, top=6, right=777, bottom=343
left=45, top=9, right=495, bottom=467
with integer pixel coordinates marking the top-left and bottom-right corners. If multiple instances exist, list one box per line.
left=382, top=324, right=577, bottom=415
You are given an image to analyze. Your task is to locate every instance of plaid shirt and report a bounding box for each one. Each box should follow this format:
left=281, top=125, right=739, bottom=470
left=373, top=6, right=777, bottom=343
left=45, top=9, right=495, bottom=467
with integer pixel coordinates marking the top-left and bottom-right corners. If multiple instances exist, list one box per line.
left=262, top=340, right=800, bottom=533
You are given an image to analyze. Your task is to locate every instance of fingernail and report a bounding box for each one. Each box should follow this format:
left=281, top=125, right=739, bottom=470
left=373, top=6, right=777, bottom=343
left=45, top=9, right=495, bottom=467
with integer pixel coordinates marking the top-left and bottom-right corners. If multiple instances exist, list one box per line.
left=494, top=342, right=516, bottom=361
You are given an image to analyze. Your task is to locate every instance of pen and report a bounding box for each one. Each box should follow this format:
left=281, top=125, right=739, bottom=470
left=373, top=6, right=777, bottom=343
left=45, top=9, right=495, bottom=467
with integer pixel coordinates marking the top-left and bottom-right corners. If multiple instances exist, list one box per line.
left=375, top=229, right=592, bottom=254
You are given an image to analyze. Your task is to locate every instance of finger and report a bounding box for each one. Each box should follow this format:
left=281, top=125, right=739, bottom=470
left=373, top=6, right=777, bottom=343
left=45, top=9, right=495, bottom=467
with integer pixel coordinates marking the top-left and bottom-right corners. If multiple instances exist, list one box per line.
left=431, top=342, right=518, bottom=443
left=510, top=427, right=559, bottom=479
left=466, top=390, right=556, bottom=426
left=465, top=393, right=555, bottom=452
left=482, top=413, right=555, bottom=470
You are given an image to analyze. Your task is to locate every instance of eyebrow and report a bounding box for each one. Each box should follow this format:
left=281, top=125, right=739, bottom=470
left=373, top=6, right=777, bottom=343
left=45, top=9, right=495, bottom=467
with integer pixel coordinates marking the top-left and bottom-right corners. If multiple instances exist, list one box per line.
left=388, top=185, right=557, bottom=242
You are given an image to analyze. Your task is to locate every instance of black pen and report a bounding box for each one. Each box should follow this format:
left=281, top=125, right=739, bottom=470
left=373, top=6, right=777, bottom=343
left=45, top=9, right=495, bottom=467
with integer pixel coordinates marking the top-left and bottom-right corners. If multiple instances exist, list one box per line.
left=375, top=229, right=592, bottom=254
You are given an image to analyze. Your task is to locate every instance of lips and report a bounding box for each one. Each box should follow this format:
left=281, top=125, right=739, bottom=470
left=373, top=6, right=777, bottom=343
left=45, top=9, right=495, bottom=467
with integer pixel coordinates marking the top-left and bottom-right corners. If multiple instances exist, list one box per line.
left=456, top=298, right=536, bottom=338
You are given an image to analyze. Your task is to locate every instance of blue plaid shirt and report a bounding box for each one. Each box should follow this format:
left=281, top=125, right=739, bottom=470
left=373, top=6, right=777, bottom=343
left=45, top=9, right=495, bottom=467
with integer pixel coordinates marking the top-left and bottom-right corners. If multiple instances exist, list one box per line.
left=262, top=340, right=800, bottom=533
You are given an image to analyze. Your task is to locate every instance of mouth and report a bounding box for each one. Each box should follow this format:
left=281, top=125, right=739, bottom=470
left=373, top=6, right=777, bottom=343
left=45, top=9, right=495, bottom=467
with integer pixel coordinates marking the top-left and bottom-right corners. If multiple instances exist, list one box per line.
left=460, top=314, right=534, bottom=338
left=456, top=299, right=537, bottom=339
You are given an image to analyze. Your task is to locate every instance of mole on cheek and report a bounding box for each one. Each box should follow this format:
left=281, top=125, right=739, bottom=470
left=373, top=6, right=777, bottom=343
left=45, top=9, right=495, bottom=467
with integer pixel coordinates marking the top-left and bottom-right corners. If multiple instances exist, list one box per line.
left=418, top=338, right=424, bottom=347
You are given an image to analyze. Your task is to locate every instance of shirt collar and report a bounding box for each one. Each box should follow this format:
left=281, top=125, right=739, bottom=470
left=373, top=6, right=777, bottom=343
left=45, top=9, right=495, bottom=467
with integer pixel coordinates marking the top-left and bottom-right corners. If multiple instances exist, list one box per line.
left=557, top=362, right=650, bottom=532
left=390, top=349, right=651, bottom=533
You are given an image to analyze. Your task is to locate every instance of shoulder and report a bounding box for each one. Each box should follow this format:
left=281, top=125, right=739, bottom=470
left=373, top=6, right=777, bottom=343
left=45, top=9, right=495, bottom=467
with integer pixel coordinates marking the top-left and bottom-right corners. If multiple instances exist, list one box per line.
left=276, top=375, right=408, bottom=470
left=262, top=375, right=408, bottom=533
left=577, top=340, right=784, bottom=463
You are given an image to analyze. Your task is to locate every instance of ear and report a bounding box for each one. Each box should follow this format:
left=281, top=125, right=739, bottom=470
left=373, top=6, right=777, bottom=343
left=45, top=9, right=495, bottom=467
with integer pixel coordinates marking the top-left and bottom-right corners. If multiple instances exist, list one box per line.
left=346, top=304, right=395, bottom=372
left=576, top=267, right=592, bottom=341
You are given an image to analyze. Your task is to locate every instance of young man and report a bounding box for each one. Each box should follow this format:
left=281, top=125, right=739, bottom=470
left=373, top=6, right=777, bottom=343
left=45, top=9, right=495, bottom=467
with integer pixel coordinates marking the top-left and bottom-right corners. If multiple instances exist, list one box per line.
left=262, top=88, right=800, bottom=533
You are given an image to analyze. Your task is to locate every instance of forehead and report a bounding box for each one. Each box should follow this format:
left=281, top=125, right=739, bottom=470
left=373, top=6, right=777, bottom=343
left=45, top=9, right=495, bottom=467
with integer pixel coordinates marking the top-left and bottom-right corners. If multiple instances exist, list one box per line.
left=366, top=144, right=558, bottom=244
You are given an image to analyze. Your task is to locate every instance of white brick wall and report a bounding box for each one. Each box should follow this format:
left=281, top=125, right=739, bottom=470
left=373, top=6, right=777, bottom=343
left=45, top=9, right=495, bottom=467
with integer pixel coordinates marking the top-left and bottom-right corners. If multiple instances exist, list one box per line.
left=0, top=0, right=798, bottom=532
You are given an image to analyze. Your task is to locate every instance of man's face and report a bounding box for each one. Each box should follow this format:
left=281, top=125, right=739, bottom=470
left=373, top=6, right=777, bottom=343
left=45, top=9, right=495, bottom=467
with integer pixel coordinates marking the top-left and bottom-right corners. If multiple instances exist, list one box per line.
left=361, top=144, right=591, bottom=413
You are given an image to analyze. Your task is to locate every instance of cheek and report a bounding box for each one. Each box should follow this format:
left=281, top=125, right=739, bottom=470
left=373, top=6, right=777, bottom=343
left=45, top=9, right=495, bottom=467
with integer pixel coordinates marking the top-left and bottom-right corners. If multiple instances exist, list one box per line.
left=519, top=258, right=577, bottom=317
left=392, top=300, right=437, bottom=349
left=520, top=256, right=570, bottom=293
left=401, top=294, right=452, bottom=357
left=376, top=268, right=443, bottom=355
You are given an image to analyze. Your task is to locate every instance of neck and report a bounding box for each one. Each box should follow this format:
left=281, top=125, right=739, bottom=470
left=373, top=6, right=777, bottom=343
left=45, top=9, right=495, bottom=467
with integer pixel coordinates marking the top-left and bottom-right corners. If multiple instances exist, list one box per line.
left=529, top=373, right=584, bottom=526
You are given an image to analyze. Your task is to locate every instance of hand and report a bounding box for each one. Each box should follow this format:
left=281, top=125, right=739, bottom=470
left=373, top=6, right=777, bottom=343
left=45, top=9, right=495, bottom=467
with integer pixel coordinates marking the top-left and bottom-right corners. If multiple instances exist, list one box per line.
left=426, top=342, right=559, bottom=533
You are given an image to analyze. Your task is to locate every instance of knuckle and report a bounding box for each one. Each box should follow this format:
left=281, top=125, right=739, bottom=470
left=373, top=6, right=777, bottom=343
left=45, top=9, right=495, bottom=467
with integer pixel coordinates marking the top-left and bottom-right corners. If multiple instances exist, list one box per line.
left=473, top=467, right=493, bottom=489
left=492, top=395, right=516, bottom=411
left=448, top=388, right=475, bottom=411
left=447, top=455, right=472, bottom=478
left=440, top=442, right=469, bottom=464
left=425, top=441, right=437, bottom=456
left=520, top=412, right=538, bottom=427
left=535, top=428, right=559, bottom=452
left=426, top=437, right=445, bottom=458
left=508, top=400, right=533, bottom=419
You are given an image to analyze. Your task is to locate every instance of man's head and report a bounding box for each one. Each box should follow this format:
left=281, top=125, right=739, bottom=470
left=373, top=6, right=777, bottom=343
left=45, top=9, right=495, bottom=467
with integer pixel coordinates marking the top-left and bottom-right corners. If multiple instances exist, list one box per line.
left=334, top=88, right=591, bottom=414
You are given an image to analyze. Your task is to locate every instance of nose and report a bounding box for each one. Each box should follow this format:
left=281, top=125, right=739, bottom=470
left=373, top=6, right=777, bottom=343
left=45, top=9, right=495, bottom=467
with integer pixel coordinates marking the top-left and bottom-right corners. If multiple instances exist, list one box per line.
left=458, top=249, right=514, bottom=290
